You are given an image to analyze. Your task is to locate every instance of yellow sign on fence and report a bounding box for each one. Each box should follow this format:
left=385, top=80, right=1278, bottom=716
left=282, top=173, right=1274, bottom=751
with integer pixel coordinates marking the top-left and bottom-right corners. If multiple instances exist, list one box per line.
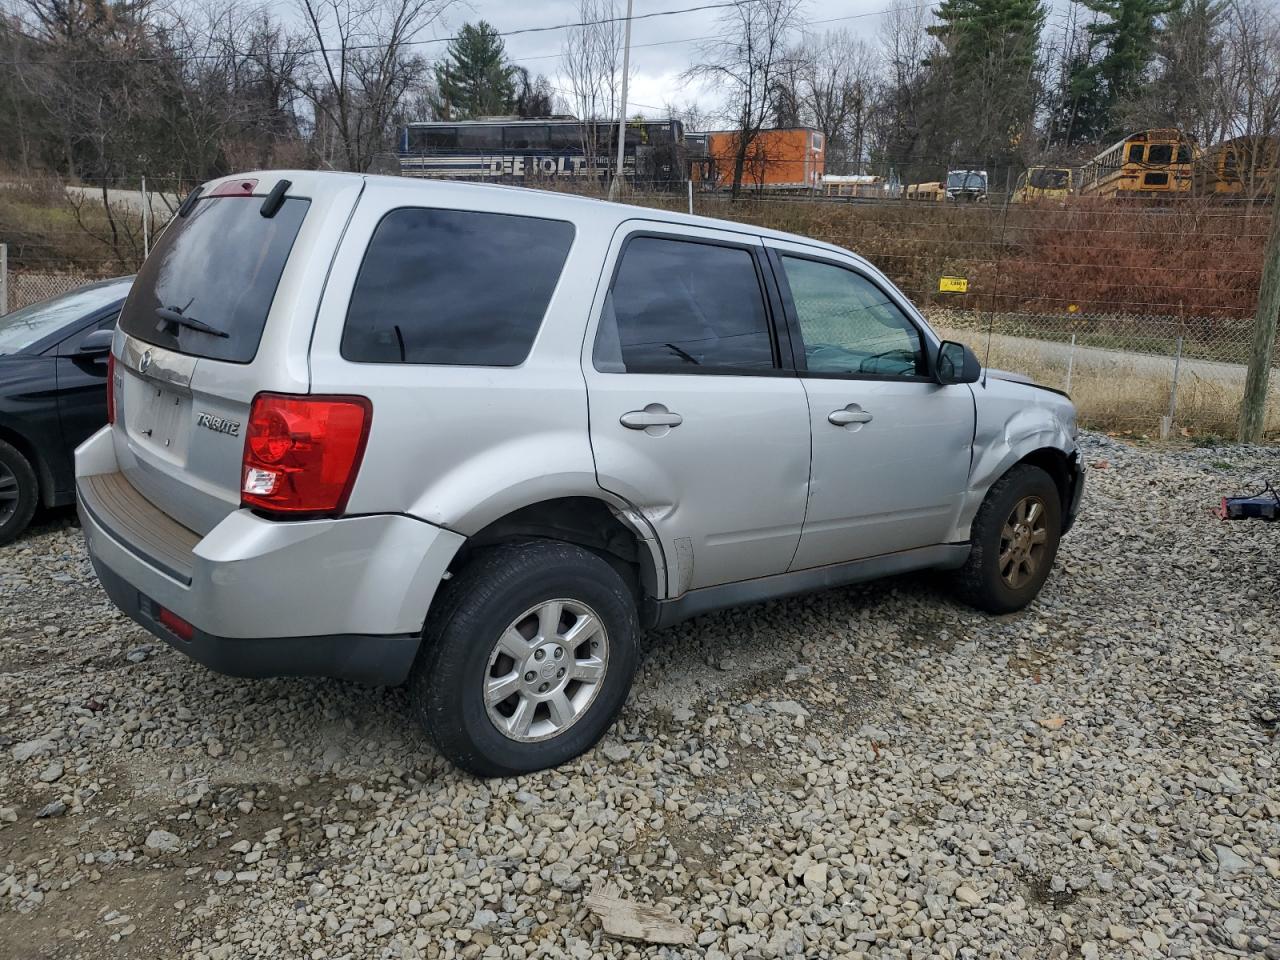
left=939, top=276, right=969, bottom=293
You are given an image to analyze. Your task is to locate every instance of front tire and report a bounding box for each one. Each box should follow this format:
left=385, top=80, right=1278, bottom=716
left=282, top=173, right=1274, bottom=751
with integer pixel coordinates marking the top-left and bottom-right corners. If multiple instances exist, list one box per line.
left=0, top=439, right=38, bottom=547
left=409, top=541, right=639, bottom=777
left=954, top=464, right=1062, bottom=614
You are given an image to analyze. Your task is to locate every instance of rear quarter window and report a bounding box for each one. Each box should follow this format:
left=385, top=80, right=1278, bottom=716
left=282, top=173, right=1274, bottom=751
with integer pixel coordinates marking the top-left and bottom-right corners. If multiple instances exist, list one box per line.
left=341, top=207, right=574, bottom=366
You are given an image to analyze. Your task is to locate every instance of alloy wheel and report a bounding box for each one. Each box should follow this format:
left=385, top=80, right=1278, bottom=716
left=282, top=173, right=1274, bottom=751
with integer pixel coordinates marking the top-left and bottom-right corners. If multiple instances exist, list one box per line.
left=999, top=495, right=1049, bottom=589
left=0, top=460, right=18, bottom=526
left=483, top=599, right=609, bottom=743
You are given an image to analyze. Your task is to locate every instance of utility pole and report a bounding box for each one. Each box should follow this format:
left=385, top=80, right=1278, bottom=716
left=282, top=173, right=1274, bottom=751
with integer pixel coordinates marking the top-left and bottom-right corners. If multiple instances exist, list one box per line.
left=1238, top=172, right=1280, bottom=443
left=608, top=0, right=633, bottom=201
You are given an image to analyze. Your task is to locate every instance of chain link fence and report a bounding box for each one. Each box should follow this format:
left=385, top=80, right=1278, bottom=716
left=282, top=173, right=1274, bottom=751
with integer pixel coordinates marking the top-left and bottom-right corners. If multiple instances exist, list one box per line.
left=3, top=267, right=103, bottom=311
left=2, top=175, right=1276, bottom=438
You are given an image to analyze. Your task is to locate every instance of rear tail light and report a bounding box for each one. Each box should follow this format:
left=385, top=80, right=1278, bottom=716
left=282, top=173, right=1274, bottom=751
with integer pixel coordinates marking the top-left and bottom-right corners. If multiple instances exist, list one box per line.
left=241, top=393, right=371, bottom=516
left=106, top=353, right=116, bottom=424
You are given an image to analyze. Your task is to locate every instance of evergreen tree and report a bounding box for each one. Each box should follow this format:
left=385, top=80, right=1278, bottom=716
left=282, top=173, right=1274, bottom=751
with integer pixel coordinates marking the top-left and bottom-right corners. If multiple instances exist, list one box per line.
left=1068, top=0, right=1182, bottom=140
left=432, top=21, right=519, bottom=119
left=923, top=0, right=1046, bottom=171
left=1119, top=0, right=1224, bottom=141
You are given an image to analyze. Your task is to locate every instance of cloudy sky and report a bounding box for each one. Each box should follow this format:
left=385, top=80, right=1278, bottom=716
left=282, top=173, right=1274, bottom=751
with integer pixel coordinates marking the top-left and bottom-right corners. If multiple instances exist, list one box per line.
left=418, top=0, right=903, bottom=119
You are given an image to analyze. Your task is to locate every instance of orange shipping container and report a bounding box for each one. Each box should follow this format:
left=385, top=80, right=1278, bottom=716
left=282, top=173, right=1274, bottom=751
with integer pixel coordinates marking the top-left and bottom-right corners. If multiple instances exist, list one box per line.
left=704, top=127, right=825, bottom=189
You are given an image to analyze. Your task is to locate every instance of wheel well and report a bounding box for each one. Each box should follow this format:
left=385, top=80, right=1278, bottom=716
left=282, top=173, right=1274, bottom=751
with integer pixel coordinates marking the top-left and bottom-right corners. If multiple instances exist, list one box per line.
left=0, top=423, right=51, bottom=506
left=1017, top=447, right=1072, bottom=526
left=453, top=497, right=659, bottom=601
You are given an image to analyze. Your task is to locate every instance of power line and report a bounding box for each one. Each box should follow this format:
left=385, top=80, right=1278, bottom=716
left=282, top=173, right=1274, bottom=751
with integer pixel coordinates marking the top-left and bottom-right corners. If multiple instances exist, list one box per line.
left=0, top=0, right=768, bottom=67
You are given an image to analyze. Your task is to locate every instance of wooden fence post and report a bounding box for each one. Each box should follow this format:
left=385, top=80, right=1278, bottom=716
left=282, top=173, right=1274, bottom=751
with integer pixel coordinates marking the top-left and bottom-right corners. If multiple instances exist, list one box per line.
left=1238, top=180, right=1280, bottom=443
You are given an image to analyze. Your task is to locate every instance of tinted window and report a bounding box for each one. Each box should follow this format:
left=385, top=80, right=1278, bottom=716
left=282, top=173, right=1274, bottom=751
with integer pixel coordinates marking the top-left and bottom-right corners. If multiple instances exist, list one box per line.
left=119, top=196, right=309, bottom=363
left=1127, top=144, right=1146, bottom=164
left=781, top=257, right=925, bottom=378
left=549, top=126, right=582, bottom=151
left=1147, top=144, right=1173, bottom=164
left=457, top=126, right=497, bottom=150
left=505, top=125, right=549, bottom=150
left=409, top=127, right=457, bottom=151
left=0, top=279, right=129, bottom=355
left=342, top=208, right=574, bottom=366
left=595, top=237, right=775, bottom=374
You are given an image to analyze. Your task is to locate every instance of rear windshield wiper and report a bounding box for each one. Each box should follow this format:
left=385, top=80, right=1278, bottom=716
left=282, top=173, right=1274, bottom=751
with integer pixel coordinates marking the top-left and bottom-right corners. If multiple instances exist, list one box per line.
left=155, top=305, right=229, bottom=339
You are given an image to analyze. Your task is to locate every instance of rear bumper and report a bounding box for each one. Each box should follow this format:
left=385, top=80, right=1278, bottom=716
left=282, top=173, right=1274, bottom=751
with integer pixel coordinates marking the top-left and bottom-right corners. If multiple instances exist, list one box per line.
left=75, top=427, right=465, bottom=685
left=90, top=558, right=421, bottom=685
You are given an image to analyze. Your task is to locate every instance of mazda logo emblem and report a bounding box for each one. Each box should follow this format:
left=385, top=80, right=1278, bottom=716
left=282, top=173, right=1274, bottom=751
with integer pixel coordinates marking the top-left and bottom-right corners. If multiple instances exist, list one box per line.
left=139, top=349, right=153, bottom=373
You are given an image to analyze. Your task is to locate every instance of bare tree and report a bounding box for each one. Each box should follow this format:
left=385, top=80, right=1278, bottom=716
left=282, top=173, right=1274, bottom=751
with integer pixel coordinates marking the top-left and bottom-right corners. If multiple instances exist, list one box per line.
left=871, top=0, right=936, bottom=182
left=800, top=29, right=879, bottom=174
left=561, top=0, right=624, bottom=179
left=686, top=0, right=805, bottom=198
left=294, top=0, right=452, bottom=172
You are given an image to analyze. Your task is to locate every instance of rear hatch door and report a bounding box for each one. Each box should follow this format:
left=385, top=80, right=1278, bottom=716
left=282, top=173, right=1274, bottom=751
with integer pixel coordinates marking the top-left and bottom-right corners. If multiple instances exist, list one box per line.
left=112, top=173, right=363, bottom=535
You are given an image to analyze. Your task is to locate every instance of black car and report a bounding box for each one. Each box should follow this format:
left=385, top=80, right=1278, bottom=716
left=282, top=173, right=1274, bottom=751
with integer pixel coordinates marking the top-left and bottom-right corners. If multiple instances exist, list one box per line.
left=0, top=277, right=132, bottom=545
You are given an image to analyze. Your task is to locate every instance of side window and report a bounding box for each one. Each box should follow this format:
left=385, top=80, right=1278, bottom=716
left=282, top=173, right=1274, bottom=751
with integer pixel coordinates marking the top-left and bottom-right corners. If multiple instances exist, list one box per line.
left=594, top=236, right=776, bottom=374
left=780, top=256, right=926, bottom=378
left=342, top=208, right=574, bottom=366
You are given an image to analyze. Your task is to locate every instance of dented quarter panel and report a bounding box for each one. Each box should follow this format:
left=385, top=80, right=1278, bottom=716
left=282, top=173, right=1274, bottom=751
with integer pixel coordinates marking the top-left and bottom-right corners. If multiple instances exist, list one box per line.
left=948, top=375, right=1078, bottom=542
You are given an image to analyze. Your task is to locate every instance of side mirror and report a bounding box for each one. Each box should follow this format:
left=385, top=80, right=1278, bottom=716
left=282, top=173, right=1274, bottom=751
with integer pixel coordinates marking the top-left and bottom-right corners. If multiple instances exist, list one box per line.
left=77, top=328, right=115, bottom=358
left=935, top=340, right=981, bottom=384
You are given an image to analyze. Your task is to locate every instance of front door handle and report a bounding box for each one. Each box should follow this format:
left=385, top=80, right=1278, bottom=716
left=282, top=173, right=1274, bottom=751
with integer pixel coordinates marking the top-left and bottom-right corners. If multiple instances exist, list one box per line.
left=828, top=405, right=873, bottom=426
left=620, top=405, right=684, bottom=430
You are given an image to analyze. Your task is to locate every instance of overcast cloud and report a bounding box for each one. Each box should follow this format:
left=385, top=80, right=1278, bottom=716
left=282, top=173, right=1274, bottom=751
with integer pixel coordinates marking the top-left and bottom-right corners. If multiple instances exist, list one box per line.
left=417, top=0, right=900, bottom=120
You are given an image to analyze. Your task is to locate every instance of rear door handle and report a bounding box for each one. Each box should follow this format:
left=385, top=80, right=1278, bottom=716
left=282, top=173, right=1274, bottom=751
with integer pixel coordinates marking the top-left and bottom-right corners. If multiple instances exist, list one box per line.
left=620, top=405, right=683, bottom=430
left=828, top=405, right=873, bottom=426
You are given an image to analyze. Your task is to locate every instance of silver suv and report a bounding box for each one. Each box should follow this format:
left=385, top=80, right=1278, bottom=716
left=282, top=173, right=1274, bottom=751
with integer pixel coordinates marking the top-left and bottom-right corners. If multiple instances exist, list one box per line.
left=76, top=172, right=1083, bottom=776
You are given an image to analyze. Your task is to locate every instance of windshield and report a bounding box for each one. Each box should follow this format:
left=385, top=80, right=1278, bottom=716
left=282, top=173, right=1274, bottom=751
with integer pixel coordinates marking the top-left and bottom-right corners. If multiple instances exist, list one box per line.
left=947, top=171, right=985, bottom=189
left=0, top=278, right=131, bottom=356
left=118, top=195, right=310, bottom=364
left=1029, top=168, right=1069, bottom=189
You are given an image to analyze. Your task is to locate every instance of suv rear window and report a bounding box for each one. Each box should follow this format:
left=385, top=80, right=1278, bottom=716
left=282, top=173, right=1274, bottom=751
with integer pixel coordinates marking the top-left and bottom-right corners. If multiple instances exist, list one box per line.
left=342, top=208, right=574, bottom=366
left=119, top=196, right=309, bottom=364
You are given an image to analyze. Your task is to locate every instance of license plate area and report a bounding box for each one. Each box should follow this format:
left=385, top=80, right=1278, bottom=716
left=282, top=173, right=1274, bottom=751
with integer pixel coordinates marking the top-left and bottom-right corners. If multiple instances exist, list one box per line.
left=127, top=380, right=192, bottom=462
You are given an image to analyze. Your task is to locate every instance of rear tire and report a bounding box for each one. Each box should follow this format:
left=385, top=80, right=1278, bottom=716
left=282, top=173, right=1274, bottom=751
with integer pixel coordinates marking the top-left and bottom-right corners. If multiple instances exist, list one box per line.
left=953, top=464, right=1062, bottom=614
left=0, top=440, right=38, bottom=547
left=409, top=541, right=639, bottom=777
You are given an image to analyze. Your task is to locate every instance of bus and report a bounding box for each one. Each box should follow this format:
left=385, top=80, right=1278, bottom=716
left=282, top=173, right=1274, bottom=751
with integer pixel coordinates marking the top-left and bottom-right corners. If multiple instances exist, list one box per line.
left=398, top=116, right=686, bottom=187
left=905, top=180, right=945, bottom=202
left=1013, top=166, right=1073, bottom=202
left=822, top=174, right=899, bottom=200
left=905, top=170, right=987, bottom=202
left=1079, top=129, right=1197, bottom=199
left=1193, top=136, right=1277, bottom=201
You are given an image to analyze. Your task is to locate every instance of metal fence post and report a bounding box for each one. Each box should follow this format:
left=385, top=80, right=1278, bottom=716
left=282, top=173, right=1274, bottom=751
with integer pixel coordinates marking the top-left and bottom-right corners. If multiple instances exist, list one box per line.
left=687, top=179, right=693, bottom=216
left=1064, top=334, right=1076, bottom=394
left=0, top=243, right=7, bottom=315
left=1161, top=335, right=1184, bottom=439
left=141, top=175, right=149, bottom=258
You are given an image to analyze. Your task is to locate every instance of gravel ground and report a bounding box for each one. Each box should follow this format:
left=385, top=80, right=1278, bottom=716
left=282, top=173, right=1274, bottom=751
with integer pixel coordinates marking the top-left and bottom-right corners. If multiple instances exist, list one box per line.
left=1, top=434, right=1278, bottom=960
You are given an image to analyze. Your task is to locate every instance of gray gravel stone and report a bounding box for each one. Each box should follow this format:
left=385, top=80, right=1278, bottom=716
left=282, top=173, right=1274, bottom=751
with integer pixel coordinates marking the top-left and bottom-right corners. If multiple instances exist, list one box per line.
left=1, top=433, right=1278, bottom=958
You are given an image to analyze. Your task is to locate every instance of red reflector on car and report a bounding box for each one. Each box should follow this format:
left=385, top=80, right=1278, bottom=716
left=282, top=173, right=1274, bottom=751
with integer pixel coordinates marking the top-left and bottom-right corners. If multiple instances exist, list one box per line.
left=241, top=393, right=372, bottom=516
left=106, top=353, right=116, bottom=424
left=157, top=606, right=194, bottom=642
left=209, top=178, right=258, bottom=197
